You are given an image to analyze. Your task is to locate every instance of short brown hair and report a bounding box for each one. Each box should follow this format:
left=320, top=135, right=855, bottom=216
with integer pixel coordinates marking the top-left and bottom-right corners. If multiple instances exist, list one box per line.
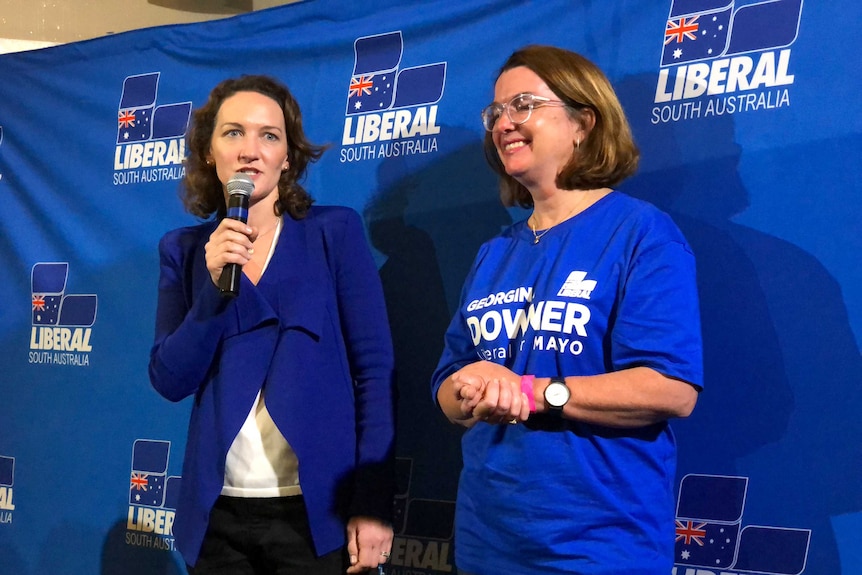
left=483, top=46, right=639, bottom=208
left=182, top=75, right=327, bottom=220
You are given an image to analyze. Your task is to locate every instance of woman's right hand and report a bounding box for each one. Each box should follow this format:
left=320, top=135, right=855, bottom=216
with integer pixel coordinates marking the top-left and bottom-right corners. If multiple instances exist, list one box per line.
left=204, top=218, right=255, bottom=286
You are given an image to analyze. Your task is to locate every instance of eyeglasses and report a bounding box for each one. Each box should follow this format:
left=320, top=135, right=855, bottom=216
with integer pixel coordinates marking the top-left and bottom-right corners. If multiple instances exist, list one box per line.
left=481, top=92, right=572, bottom=132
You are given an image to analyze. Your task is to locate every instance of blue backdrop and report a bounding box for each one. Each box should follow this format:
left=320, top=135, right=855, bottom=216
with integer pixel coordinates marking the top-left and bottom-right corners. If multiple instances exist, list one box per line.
left=1, top=1, right=860, bottom=574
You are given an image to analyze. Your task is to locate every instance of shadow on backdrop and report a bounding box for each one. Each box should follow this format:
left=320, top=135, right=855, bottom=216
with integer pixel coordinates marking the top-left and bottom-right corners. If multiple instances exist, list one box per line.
left=363, top=128, right=509, bottom=504
left=0, top=540, right=30, bottom=575
left=616, top=74, right=793, bottom=474
left=617, top=73, right=862, bottom=575
left=31, top=519, right=177, bottom=575
left=101, top=519, right=184, bottom=575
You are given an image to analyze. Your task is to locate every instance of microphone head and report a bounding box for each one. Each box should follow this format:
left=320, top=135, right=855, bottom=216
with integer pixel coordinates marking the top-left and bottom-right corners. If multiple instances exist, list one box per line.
left=226, top=173, right=255, bottom=197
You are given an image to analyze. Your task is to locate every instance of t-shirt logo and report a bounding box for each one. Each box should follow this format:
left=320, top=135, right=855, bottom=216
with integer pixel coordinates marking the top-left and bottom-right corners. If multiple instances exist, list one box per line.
left=557, top=271, right=596, bottom=300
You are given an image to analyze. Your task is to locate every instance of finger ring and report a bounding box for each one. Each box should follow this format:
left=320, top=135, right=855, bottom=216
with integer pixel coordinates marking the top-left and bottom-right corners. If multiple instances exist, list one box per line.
left=381, top=551, right=390, bottom=558
left=508, top=418, right=518, bottom=425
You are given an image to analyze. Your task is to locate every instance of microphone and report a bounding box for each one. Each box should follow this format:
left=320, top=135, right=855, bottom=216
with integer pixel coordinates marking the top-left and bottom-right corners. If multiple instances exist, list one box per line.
left=218, top=173, right=255, bottom=298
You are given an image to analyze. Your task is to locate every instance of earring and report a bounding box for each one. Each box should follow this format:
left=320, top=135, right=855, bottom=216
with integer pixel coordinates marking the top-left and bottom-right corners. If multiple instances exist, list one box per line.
left=206, top=159, right=214, bottom=166
left=576, top=136, right=581, bottom=149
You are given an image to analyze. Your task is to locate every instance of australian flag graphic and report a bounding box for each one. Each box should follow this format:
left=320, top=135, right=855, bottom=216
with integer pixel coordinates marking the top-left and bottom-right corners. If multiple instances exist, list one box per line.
left=675, top=474, right=811, bottom=575
left=346, top=31, right=446, bottom=115
left=129, top=439, right=170, bottom=507
left=31, top=262, right=97, bottom=327
left=117, top=72, right=191, bottom=144
left=675, top=474, right=746, bottom=569
left=661, top=0, right=803, bottom=66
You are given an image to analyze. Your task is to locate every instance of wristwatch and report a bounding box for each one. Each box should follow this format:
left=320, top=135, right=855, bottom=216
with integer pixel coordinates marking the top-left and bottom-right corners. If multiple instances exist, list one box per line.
left=544, top=378, right=570, bottom=410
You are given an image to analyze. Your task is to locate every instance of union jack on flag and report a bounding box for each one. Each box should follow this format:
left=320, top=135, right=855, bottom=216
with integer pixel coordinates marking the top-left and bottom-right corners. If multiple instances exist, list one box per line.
left=665, top=16, right=700, bottom=44
left=676, top=520, right=707, bottom=546
left=130, top=473, right=149, bottom=491
left=349, top=75, right=374, bottom=98
left=118, top=109, right=136, bottom=128
left=32, top=295, right=46, bottom=311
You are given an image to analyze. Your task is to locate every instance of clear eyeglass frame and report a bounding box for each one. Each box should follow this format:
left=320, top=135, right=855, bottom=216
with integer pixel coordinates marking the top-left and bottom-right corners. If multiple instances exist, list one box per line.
left=481, top=92, right=572, bottom=132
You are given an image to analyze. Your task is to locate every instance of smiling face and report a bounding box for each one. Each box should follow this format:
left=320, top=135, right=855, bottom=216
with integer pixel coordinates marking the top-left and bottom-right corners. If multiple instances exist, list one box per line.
left=208, top=90, right=289, bottom=206
left=491, top=66, right=584, bottom=192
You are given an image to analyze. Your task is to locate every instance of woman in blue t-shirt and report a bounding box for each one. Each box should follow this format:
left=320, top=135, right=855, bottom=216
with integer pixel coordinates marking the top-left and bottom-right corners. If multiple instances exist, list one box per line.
left=432, top=46, right=704, bottom=575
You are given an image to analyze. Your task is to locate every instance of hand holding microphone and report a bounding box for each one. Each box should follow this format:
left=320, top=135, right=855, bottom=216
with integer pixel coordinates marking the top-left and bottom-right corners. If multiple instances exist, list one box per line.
left=216, top=173, right=255, bottom=297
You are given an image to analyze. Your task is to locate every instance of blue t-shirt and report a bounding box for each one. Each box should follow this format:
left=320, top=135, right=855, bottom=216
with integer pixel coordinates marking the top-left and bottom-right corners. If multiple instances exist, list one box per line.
left=432, top=191, right=703, bottom=575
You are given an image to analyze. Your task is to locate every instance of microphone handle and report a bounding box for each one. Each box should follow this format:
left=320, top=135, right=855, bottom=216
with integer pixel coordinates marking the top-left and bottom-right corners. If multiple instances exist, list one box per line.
left=218, top=263, right=242, bottom=298
left=218, top=192, right=250, bottom=298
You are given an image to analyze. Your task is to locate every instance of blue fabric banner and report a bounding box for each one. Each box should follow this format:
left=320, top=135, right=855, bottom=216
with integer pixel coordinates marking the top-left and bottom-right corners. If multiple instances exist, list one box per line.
left=0, top=0, right=860, bottom=573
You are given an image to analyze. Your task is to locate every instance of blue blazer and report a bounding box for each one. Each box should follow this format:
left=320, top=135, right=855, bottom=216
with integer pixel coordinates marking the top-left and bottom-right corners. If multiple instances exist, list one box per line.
left=149, top=206, right=396, bottom=567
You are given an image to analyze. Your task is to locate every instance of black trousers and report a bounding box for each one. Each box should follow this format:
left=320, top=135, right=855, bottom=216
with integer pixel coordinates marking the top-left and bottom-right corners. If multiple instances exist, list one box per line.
left=187, top=495, right=345, bottom=575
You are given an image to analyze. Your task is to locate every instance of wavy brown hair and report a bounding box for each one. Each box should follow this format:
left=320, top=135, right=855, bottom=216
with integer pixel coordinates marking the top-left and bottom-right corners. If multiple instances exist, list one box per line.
left=483, top=46, right=639, bottom=208
left=182, top=75, right=327, bottom=220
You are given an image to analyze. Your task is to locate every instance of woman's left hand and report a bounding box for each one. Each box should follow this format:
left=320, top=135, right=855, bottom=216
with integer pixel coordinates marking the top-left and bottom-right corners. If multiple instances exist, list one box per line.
left=346, top=516, right=393, bottom=573
left=468, top=376, right=531, bottom=425
left=451, top=361, right=529, bottom=425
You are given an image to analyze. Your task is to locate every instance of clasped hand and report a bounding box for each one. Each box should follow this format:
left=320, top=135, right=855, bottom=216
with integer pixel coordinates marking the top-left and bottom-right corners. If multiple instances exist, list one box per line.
left=451, top=361, right=531, bottom=425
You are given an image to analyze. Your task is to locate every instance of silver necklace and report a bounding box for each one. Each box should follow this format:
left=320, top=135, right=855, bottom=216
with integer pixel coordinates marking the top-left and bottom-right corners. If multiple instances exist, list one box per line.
left=528, top=220, right=552, bottom=244
left=528, top=195, right=593, bottom=244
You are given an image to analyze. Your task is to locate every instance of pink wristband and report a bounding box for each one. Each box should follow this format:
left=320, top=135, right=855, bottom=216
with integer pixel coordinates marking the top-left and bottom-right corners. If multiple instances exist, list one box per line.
left=520, top=375, right=536, bottom=413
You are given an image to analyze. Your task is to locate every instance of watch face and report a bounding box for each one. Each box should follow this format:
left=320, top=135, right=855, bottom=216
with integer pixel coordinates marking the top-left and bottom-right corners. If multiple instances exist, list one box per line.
left=545, top=381, right=570, bottom=408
